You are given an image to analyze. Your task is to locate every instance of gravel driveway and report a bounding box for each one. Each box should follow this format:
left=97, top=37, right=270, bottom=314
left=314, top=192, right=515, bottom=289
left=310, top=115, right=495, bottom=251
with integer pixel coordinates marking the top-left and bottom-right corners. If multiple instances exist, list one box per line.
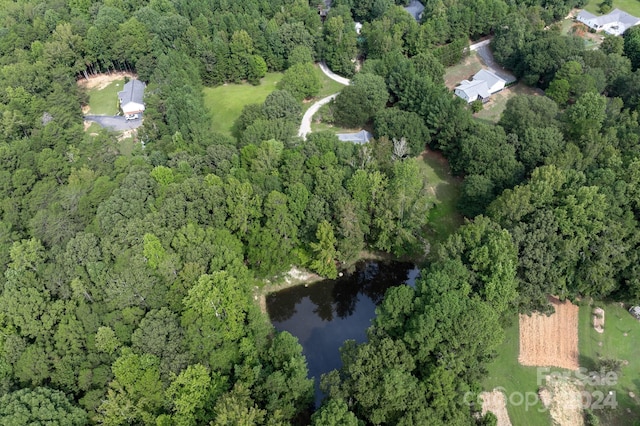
left=84, top=115, right=143, bottom=131
left=474, top=44, right=517, bottom=84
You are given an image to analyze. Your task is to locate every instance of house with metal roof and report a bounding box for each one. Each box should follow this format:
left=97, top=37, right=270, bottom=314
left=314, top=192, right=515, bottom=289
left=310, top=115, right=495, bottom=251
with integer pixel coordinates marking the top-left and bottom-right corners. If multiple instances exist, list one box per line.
left=337, top=130, right=373, bottom=144
left=454, top=69, right=506, bottom=103
left=576, top=8, right=640, bottom=36
left=404, top=0, right=424, bottom=21
left=118, top=79, right=146, bottom=115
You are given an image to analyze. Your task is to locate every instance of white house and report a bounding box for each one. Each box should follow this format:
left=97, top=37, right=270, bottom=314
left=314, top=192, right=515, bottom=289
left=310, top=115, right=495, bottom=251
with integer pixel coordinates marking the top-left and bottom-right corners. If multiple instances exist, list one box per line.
left=118, top=79, right=146, bottom=115
left=576, top=8, right=640, bottom=36
left=454, top=69, right=506, bottom=103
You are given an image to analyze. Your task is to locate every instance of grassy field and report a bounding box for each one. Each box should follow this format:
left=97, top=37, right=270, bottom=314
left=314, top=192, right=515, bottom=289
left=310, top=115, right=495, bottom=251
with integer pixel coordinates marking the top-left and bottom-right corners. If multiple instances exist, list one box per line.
left=87, top=79, right=123, bottom=115
left=203, top=72, right=283, bottom=136
left=444, top=52, right=483, bottom=90
left=482, top=321, right=554, bottom=426
left=579, top=301, right=640, bottom=425
left=415, top=150, right=463, bottom=241
left=474, top=84, right=543, bottom=124
left=584, top=0, right=640, bottom=18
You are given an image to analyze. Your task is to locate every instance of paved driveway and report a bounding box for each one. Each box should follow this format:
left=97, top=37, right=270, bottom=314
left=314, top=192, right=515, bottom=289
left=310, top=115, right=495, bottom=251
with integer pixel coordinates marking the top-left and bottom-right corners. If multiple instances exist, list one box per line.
left=84, top=115, right=143, bottom=131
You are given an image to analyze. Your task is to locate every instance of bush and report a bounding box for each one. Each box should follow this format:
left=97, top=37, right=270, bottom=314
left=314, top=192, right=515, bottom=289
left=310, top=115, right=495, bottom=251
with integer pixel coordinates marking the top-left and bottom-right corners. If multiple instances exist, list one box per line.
left=471, top=99, right=484, bottom=113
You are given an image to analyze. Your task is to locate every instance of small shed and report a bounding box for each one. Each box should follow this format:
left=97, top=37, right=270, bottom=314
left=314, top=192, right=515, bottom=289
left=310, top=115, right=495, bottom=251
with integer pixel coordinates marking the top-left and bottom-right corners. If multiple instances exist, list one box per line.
left=630, top=306, right=640, bottom=320
left=337, top=130, right=373, bottom=144
left=118, top=79, right=146, bottom=115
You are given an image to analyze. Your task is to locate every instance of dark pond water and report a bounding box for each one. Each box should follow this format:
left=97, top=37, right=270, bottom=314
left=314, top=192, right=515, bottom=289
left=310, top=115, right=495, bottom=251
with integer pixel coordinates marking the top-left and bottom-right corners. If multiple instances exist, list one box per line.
left=266, top=261, right=420, bottom=407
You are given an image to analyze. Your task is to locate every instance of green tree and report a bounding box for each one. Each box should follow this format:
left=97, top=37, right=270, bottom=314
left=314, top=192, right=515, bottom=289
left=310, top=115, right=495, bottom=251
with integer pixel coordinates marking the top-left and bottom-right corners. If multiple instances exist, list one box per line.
left=309, top=220, right=339, bottom=279
left=374, top=108, right=430, bottom=155
left=263, top=90, right=302, bottom=121
left=0, top=387, right=87, bottom=426
left=311, top=398, right=360, bottom=425
left=277, top=62, right=321, bottom=100
left=623, top=25, right=640, bottom=70
left=322, top=16, right=357, bottom=77
left=181, top=272, right=250, bottom=371
left=334, top=73, right=389, bottom=128
left=98, top=349, right=164, bottom=425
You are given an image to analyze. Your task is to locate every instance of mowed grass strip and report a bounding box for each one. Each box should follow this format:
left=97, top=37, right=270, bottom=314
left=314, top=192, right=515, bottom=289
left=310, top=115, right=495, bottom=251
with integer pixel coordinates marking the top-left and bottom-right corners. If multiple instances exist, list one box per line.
left=583, top=0, right=640, bottom=18
left=87, top=79, right=123, bottom=116
left=482, top=321, right=553, bottom=426
left=203, top=72, right=283, bottom=136
left=415, top=150, right=463, bottom=241
left=578, top=302, right=640, bottom=426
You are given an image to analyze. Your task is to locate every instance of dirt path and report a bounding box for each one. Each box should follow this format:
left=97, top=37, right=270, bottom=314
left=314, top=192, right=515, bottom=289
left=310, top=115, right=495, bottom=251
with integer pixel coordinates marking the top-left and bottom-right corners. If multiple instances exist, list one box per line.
left=519, top=297, right=579, bottom=370
left=77, top=71, right=137, bottom=91
left=480, top=389, right=512, bottom=426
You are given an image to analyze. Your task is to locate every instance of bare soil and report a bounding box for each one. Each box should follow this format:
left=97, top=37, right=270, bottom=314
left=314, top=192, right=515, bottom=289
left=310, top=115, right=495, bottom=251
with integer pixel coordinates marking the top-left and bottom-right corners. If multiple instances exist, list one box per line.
left=593, top=307, right=605, bottom=334
left=540, top=374, right=585, bottom=426
left=480, top=389, right=513, bottom=426
left=77, top=72, right=137, bottom=91
left=519, top=297, right=580, bottom=370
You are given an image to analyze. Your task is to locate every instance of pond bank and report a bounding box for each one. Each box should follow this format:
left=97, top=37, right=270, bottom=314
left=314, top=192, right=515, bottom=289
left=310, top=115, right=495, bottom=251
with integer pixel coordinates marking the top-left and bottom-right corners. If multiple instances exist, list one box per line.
left=255, top=251, right=416, bottom=315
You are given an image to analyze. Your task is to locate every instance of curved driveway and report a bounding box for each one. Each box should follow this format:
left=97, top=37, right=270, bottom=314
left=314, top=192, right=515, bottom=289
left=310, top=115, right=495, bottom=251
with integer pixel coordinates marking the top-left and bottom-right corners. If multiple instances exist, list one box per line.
left=319, top=61, right=351, bottom=85
left=298, top=94, right=339, bottom=139
left=299, top=63, right=350, bottom=140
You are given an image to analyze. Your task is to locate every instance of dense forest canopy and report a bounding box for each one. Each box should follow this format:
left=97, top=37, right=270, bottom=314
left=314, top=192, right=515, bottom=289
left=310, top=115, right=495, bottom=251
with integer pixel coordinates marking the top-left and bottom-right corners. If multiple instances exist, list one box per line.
left=1, top=0, right=640, bottom=424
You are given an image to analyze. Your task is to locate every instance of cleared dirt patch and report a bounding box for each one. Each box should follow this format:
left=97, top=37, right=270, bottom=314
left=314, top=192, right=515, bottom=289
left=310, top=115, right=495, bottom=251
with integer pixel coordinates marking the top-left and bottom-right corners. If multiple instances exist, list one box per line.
left=592, top=307, right=604, bottom=334
left=77, top=72, right=137, bottom=91
left=519, top=297, right=579, bottom=370
left=480, top=389, right=512, bottom=426
left=539, top=374, right=584, bottom=426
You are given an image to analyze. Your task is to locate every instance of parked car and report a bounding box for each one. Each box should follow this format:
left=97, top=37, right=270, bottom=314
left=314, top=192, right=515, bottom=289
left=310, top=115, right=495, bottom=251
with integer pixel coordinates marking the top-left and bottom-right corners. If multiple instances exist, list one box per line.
left=125, top=114, right=139, bottom=121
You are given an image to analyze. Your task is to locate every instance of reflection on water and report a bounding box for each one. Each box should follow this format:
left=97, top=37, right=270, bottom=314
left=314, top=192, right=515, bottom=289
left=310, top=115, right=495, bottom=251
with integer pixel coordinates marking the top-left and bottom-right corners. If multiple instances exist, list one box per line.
left=266, top=260, right=420, bottom=407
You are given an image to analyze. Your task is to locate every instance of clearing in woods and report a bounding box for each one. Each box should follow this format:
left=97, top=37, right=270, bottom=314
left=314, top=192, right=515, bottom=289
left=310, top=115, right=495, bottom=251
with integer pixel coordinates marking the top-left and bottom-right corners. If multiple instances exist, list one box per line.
left=519, top=297, right=580, bottom=370
left=78, top=72, right=137, bottom=116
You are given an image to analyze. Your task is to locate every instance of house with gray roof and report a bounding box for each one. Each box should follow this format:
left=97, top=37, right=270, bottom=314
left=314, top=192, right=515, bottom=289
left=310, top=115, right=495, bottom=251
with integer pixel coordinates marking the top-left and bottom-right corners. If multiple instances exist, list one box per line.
left=403, top=0, right=424, bottom=21
left=454, top=69, right=506, bottom=103
left=118, top=79, right=146, bottom=115
left=576, top=8, right=640, bottom=36
left=337, top=130, right=373, bottom=144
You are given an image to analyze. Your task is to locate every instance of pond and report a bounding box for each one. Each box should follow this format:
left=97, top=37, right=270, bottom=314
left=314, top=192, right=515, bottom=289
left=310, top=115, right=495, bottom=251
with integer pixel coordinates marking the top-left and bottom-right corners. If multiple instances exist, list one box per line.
left=266, top=261, right=420, bottom=407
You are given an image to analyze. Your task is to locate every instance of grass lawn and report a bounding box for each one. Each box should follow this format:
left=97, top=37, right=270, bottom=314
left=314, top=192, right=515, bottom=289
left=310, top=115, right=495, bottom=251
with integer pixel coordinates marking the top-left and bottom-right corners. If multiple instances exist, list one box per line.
left=584, top=0, right=640, bottom=18
left=579, top=301, right=640, bottom=425
left=203, top=72, right=283, bottom=136
left=474, top=83, right=543, bottom=124
left=415, top=150, right=463, bottom=241
left=444, top=52, right=483, bottom=90
left=482, top=321, right=554, bottom=426
left=87, top=79, right=123, bottom=116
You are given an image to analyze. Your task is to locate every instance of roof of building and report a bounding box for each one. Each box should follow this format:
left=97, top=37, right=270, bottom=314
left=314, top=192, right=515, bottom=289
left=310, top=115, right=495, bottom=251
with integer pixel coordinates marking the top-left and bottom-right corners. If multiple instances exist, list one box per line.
left=456, top=79, right=490, bottom=100
left=577, top=8, right=640, bottom=29
left=473, top=69, right=506, bottom=89
left=337, top=130, right=373, bottom=144
left=577, top=10, right=597, bottom=21
left=118, top=79, right=145, bottom=106
left=404, top=0, right=424, bottom=21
